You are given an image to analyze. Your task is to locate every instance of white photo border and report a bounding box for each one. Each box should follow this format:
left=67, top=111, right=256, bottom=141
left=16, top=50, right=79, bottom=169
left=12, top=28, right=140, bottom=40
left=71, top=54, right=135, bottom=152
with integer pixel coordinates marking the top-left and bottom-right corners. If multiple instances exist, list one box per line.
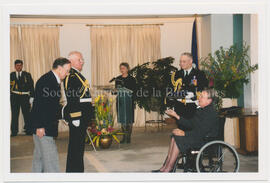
left=1, top=0, right=269, bottom=182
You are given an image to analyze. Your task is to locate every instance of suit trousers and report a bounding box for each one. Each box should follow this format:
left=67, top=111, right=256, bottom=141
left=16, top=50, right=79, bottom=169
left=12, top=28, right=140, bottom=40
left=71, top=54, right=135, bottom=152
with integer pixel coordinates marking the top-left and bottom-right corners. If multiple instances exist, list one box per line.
left=32, top=134, right=60, bottom=172
left=66, top=120, right=87, bottom=172
left=10, top=94, right=31, bottom=134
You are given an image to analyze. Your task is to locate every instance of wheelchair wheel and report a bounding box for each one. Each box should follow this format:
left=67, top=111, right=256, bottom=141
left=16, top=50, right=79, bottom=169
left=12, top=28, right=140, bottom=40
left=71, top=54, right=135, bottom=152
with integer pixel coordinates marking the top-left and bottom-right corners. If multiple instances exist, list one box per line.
left=196, top=140, right=240, bottom=172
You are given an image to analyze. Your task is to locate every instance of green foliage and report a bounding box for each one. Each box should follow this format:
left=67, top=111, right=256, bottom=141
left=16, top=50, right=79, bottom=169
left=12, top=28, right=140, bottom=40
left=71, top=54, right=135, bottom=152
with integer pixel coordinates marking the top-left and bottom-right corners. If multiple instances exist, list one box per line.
left=200, top=43, right=258, bottom=99
left=129, top=57, right=177, bottom=114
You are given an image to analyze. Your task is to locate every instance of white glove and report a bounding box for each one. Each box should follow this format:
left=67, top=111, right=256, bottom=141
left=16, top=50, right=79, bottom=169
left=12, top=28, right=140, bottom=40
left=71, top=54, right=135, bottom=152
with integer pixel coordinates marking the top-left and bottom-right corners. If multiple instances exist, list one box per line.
left=29, top=97, right=34, bottom=104
left=186, top=92, right=194, bottom=99
left=72, top=120, right=80, bottom=127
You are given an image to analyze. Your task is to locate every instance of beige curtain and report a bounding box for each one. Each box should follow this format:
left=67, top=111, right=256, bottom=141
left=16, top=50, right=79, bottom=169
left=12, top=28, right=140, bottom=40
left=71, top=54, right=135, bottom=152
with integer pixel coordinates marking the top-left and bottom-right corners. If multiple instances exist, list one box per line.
left=90, top=25, right=161, bottom=86
left=20, top=25, right=60, bottom=83
left=90, top=25, right=161, bottom=127
left=10, top=26, right=23, bottom=72
left=10, top=25, right=61, bottom=133
left=10, top=25, right=60, bottom=82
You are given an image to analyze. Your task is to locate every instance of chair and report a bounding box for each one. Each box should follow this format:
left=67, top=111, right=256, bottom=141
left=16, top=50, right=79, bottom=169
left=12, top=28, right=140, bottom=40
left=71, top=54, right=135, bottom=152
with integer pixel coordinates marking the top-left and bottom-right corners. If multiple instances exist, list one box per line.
left=171, top=117, right=240, bottom=172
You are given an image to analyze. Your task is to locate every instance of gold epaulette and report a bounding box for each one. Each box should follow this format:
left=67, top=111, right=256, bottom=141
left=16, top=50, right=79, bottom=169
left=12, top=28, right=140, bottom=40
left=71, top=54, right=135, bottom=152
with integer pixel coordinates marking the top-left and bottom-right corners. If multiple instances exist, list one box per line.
left=64, top=73, right=76, bottom=90
left=65, top=75, right=69, bottom=90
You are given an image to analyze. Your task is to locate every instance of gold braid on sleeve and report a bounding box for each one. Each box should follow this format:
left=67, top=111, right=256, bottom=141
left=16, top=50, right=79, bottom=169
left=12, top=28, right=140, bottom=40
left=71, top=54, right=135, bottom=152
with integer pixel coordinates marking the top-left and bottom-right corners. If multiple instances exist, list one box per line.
left=171, top=72, right=182, bottom=92
left=171, top=72, right=176, bottom=87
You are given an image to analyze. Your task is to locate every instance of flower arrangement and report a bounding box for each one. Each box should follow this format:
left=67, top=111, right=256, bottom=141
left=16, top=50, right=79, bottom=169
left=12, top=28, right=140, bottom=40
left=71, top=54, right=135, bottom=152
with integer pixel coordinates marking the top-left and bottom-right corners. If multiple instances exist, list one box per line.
left=200, top=43, right=258, bottom=99
left=87, top=94, right=123, bottom=148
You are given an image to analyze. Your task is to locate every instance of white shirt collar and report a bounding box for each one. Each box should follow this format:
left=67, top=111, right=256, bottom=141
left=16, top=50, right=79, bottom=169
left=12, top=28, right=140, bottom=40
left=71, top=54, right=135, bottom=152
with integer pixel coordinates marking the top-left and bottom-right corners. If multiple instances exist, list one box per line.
left=16, top=71, right=22, bottom=78
left=52, top=71, right=61, bottom=84
left=184, top=67, right=193, bottom=75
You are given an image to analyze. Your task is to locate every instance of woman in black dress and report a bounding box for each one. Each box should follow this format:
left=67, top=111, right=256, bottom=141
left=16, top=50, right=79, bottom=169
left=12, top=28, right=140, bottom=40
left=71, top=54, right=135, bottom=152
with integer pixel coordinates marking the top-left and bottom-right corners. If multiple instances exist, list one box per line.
left=115, top=62, right=136, bottom=144
left=152, top=89, right=219, bottom=172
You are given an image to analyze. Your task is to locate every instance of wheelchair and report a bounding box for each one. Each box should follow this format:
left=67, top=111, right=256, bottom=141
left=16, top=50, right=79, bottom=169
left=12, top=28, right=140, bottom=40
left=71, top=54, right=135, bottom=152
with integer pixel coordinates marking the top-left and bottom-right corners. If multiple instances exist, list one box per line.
left=169, top=117, right=240, bottom=173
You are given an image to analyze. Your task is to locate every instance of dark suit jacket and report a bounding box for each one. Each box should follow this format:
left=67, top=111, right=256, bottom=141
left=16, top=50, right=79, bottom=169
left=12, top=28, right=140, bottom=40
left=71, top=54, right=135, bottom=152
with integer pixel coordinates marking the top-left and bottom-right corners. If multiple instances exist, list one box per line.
left=173, top=104, right=219, bottom=152
left=176, top=104, right=219, bottom=139
left=63, top=68, right=93, bottom=124
left=173, top=68, right=208, bottom=94
left=30, top=71, right=61, bottom=137
left=10, top=71, right=34, bottom=97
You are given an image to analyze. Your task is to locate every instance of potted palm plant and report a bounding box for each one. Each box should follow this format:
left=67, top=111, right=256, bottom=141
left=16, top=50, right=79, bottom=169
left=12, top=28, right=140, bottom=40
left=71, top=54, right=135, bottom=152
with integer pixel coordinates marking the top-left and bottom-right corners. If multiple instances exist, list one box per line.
left=201, top=43, right=258, bottom=147
left=200, top=43, right=258, bottom=110
left=129, top=57, right=177, bottom=114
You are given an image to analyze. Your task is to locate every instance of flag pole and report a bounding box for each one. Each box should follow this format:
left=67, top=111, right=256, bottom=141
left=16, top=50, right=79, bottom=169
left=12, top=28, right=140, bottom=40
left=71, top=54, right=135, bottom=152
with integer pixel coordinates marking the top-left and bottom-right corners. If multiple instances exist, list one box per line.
left=194, top=14, right=200, bottom=69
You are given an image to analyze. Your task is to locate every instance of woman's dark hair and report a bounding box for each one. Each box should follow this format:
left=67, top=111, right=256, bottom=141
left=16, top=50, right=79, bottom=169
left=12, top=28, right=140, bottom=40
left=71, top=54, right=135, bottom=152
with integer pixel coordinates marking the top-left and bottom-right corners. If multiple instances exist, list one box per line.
left=14, top=59, right=23, bottom=65
left=52, top=57, right=70, bottom=69
left=119, top=62, right=130, bottom=71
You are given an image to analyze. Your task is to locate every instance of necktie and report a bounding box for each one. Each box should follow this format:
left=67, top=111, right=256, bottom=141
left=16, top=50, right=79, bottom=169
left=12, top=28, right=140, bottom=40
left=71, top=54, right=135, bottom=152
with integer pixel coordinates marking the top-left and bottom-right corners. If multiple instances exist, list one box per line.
left=18, top=72, right=21, bottom=80
left=184, top=71, right=188, bottom=80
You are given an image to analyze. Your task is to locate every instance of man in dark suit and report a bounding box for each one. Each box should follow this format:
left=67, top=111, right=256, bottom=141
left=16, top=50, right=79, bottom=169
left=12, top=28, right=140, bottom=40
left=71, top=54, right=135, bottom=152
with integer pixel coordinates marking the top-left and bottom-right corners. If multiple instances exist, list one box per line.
left=168, top=52, right=208, bottom=123
left=10, top=59, right=34, bottom=136
left=63, top=51, right=94, bottom=172
left=153, top=88, right=219, bottom=172
left=31, top=58, right=71, bottom=172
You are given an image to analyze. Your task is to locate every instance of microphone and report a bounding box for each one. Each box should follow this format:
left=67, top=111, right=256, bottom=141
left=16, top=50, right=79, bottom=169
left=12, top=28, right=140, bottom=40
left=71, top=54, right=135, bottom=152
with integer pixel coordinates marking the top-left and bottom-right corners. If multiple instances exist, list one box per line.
left=109, top=77, right=116, bottom=83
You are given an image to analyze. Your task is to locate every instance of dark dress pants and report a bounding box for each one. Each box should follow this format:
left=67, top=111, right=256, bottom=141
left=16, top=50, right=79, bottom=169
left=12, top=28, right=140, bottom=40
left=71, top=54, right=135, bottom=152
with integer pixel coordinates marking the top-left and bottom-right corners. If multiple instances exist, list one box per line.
left=66, top=120, right=87, bottom=172
left=11, top=94, right=31, bottom=135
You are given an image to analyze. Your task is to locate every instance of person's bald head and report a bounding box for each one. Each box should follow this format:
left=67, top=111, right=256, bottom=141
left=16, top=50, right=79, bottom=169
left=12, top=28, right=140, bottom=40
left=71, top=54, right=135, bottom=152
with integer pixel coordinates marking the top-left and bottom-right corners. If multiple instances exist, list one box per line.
left=68, top=51, right=84, bottom=71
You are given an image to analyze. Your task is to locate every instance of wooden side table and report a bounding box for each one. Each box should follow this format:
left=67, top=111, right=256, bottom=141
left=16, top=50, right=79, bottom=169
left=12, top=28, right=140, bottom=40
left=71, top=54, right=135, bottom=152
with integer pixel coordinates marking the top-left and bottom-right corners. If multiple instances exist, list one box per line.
left=237, top=113, right=258, bottom=155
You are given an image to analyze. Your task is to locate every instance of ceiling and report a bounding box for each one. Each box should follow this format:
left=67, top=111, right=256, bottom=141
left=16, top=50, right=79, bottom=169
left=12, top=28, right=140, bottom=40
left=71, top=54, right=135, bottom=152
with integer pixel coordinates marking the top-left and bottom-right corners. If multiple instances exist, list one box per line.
left=11, top=14, right=207, bottom=19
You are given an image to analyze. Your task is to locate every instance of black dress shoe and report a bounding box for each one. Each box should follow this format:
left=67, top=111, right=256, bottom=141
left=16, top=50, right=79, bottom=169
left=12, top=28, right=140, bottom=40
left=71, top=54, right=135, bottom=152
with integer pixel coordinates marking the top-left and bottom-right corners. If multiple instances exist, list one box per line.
left=152, top=169, right=174, bottom=173
left=177, top=163, right=184, bottom=169
left=120, top=136, right=126, bottom=144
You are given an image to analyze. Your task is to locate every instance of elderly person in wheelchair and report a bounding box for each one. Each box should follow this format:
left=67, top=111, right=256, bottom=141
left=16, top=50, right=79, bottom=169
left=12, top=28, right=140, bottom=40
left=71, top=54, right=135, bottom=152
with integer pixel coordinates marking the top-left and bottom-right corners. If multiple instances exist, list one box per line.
left=153, top=88, right=219, bottom=172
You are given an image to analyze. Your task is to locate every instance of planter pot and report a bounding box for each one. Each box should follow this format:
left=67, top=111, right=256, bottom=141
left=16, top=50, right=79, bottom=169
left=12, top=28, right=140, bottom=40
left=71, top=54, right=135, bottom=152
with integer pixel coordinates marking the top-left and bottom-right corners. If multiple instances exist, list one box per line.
left=100, top=135, right=113, bottom=149
left=222, top=98, right=240, bottom=148
left=222, top=98, right=237, bottom=108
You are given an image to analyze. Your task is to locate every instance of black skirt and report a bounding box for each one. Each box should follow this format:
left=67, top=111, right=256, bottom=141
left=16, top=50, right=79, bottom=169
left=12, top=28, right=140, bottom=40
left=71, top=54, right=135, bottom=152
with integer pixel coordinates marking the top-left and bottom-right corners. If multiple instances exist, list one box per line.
left=171, top=134, right=204, bottom=153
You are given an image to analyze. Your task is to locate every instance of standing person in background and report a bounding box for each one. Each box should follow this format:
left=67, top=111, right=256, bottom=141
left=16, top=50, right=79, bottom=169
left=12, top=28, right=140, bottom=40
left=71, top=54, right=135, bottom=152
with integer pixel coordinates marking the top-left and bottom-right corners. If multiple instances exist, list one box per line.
left=10, top=59, right=34, bottom=136
left=169, top=52, right=208, bottom=131
left=31, top=57, right=71, bottom=172
left=115, top=62, right=137, bottom=144
left=63, top=51, right=94, bottom=172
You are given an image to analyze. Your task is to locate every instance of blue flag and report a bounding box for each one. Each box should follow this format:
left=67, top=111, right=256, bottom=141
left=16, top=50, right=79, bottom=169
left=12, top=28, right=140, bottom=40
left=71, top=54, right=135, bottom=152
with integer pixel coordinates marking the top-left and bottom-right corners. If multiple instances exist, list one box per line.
left=191, top=18, right=198, bottom=68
